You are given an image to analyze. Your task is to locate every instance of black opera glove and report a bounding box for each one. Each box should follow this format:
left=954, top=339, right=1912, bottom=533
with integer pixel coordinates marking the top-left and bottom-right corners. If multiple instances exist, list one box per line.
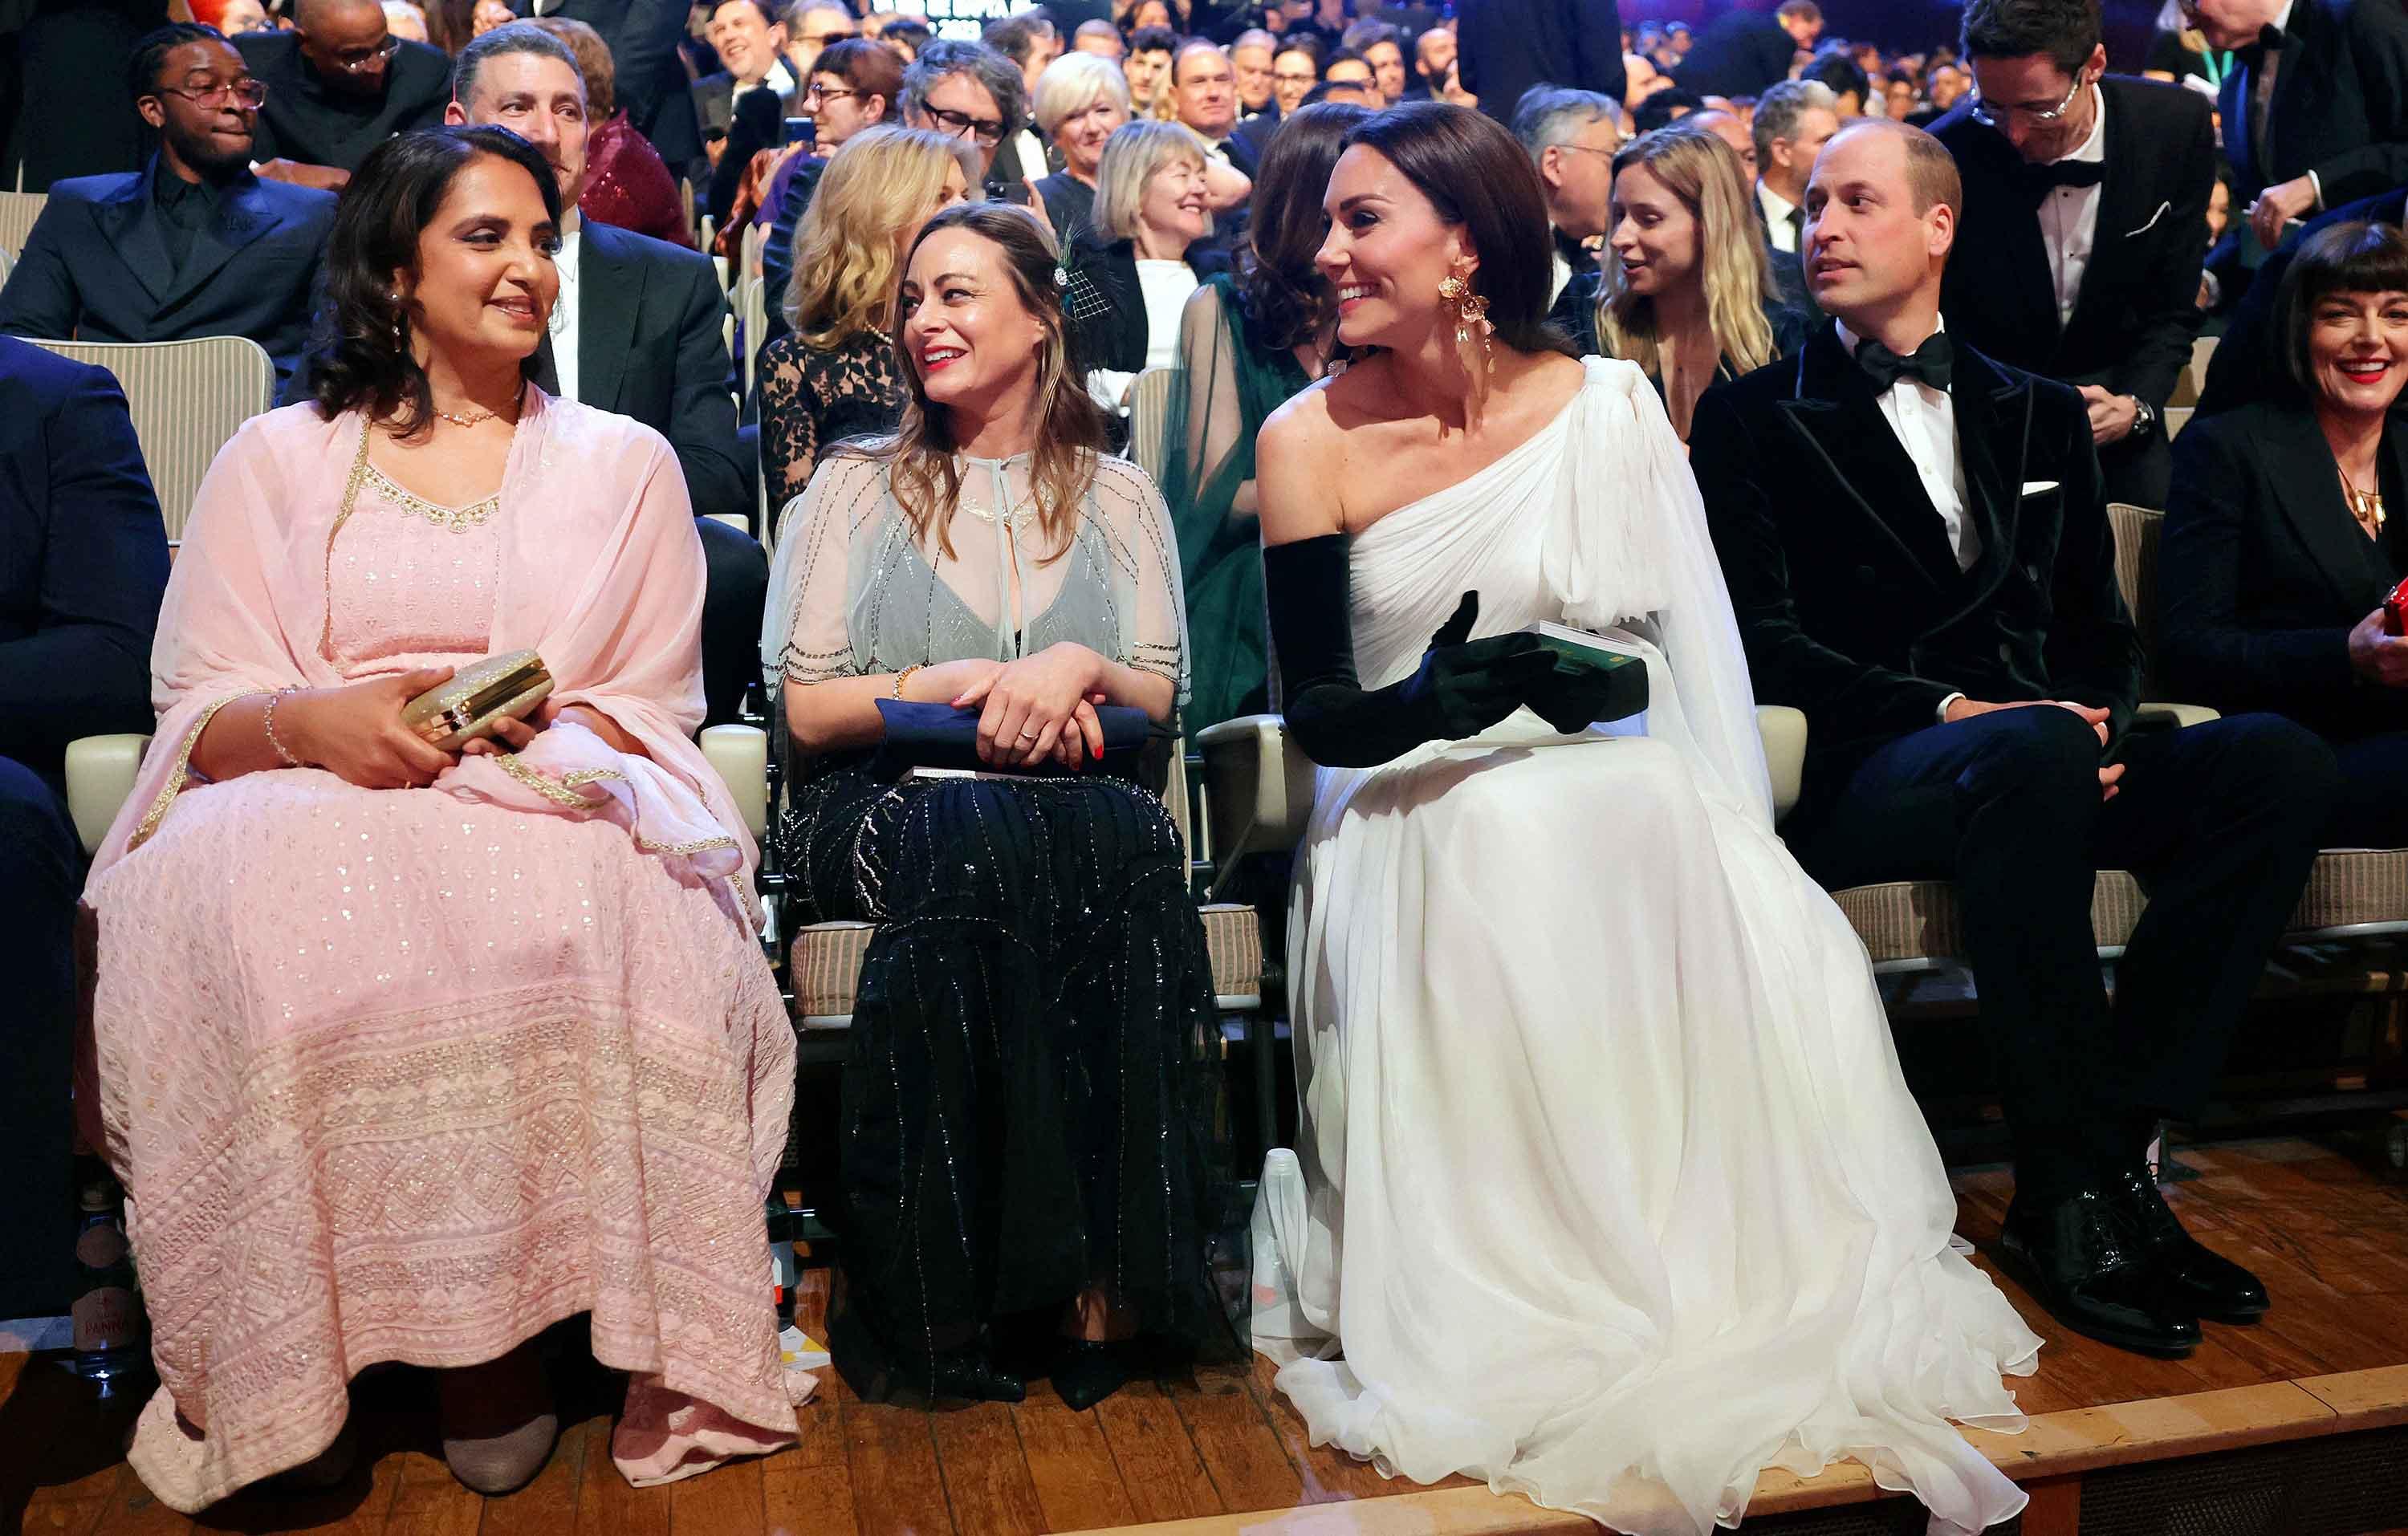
left=1264, top=534, right=1556, bottom=769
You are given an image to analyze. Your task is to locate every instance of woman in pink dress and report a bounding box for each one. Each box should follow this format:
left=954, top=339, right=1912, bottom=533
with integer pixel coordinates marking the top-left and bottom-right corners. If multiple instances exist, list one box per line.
left=80, top=124, right=798, bottom=1511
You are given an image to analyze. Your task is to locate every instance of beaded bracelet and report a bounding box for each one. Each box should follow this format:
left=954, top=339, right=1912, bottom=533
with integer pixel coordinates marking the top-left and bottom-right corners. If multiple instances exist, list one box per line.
left=262, top=685, right=307, bottom=768
left=893, top=664, right=921, bottom=700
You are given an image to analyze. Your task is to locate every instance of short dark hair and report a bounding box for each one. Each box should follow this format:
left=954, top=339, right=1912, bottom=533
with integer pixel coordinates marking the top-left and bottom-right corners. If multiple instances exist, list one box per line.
left=982, top=10, right=1055, bottom=65
left=1800, top=51, right=1868, bottom=104
left=901, top=37, right=1026, bottom=133
left=712, top=0, right=779, bottom=26
left=2276, top=221, right=2408, bottom=403
left=1128, top=23, right=1178, bottom=54
left=1340, top=102, right=1576, bottom=357
left=1632, top=87, right=1704, bottom=132
left=881, top=18, right=932, bottom=56
left=128, top=22, right=230, bottom=104
left=814, top=36, right=903, bottom=115
left=1960, top=0, right=2101, bottom=78
left=310, top=126, right=564, bottom=437
left=1775, top=0, right=1821, bottom=22
left=1275, top=34, right=1327, bottom=67
left=1324, top=46, right=1372, bottom=76
left=454, top=22, right=584, bottom=110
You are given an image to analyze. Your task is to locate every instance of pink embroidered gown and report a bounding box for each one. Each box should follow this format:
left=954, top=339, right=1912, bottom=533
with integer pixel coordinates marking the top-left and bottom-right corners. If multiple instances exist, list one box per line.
left=80, top=397, right=799, bottom=1512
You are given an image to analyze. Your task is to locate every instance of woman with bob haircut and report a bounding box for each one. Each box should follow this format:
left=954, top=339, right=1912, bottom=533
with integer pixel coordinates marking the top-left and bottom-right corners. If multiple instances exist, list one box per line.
left=79, top=124, right=799, bottom=1511
left=757, top=124, right=975, bottom=514
left=1249, top=102, right=2039, bottom=1534
left=762, top=201, right=1233, bottom=1413
left=1076, top=118, right=1247, bottom=408
left=1028, top=50, right=1133, bottom=245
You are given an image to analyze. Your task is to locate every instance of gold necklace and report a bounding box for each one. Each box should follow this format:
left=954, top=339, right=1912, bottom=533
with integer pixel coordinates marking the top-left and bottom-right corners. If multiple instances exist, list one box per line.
left=433, top=403, right=500, bottom=429
left=2341, top=461, right=2387, bottom=540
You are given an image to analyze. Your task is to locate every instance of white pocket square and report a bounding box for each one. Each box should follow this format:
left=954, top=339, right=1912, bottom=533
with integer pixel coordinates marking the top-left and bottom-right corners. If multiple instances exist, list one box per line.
left=2021, top=480, right=2061, bottom=496
left=2125, top=200, right=2172, bottom=238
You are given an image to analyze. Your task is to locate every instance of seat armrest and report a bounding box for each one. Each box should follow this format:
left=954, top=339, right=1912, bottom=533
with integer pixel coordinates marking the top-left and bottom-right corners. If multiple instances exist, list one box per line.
left=1196, top=713, right=1316, bottom=884
left=1755, top=705, right=1807, bottom=823
left=2136, top=702, right=2221, bottom=729
left=66, top=733, right=152, bottom=856
left=701, top=723, right=769, bottom=842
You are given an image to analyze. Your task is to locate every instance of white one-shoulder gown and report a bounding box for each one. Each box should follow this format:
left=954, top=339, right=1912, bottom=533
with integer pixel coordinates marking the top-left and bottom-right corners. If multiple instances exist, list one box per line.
left=1255, top=359, right=2044, bottom=1536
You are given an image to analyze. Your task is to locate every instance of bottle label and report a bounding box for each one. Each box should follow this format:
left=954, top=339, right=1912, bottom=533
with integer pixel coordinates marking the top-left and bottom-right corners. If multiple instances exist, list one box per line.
left=75, top=1222, right=128, bottom=1270
left=72, top=1286, right=138, bottom=1353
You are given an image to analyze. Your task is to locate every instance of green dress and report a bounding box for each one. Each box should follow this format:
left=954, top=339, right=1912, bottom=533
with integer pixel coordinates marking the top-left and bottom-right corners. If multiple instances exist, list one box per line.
left=1160, top=273, right=1312, bottom=735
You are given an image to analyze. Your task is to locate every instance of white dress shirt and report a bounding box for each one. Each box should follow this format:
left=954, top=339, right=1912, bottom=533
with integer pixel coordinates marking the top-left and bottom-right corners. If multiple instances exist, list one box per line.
left=1759, top=181, right=1804, bottom=253
left=551, top=209, right=582, bottom=404
left=2035, top=85, right=2106, bottom=329
left=734, top=59, right=797, bottom=108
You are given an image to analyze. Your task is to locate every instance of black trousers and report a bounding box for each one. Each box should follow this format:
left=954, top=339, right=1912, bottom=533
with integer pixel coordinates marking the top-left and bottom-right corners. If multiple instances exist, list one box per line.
left=2327, top=729, right=2408, bottom=848
left=0, top=756, right=82, bottom=1317
left=696, top=514, right=768, bottom=729
left=1792, top=707, right=2337, bottom=1203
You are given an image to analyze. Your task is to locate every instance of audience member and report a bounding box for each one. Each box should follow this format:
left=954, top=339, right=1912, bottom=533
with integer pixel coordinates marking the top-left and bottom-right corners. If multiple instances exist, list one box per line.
left=1080, top=119, right=1221, bottom=406
left=1686, top=104, right=1755, bottom=176
left=1751, top=77, right=1838, bottom=312
left=1800, top=49, right=1869, bottom=116
left=0, top=336, right=168, bottom=1325
left=1925, top=58, right=1968, bottom=111
left=1510, top=85, right=1617, bottom=308
left=1692, top=117, right=2332, bottom=1359
left=1322, top=48, right=1381, bottom=107
left=1232, top=29, right=1277, bottom=113
left=515, top=0, right=707, bottom=181
left=1075, top=18, right=1126, bottom=58
left=759, top=127, right=972, bottom=510
left=2199, top=185, right=2407, bottom=414
left=1270, top=41, right=1319, bottom=116
left=879, top=17, right=932, bottom=61
left=2162, top=221, right=2408, bottom=844
left=695, top=0, right=799, bottom=147
left=1456, top=0, right=1621, bottom=128
left=1882, top=70, right=1918, bottom=119
left=83, top=122, right=796, bottom=1512
left=903, top=39, right=1031, bottom=189
left=1629, top=83, right=1702, bottom=132
left=1304, top=72, right=1381, bottom=110
left=235, top=0, right=451, bottom=188
left=1572, top=122, right=1800, bottom=435
left=2184, top=0, right=2408, bottom=259
left=1934, top=0, right=2215, bottom=508
left=1162, top=100, right=1366, bottom=729
left=765, top=199, right=1228, bottom=1411
left=444, top=24, right=763, bottom=726
left=1125, top=23, right=1179, bottom=119
left=1409, top=23, right=1453, bottom=100
left=755, top=36, right=913, bottom=348
left=1171, top=39, right=1254, bottom=175
left=1676, top=0, right=1819, bottom=99
left=1031, top=51, right=1133, bottom=243
left=1348, top=20, right=1408, bottom=101
left=984, top=10, right=1060, bottom=98
left=474, top=0, right=513, bottom=35
left=785, top=0, right=857, bottom=77
left=0, top=25, right=336, bottom=388
left=222, top=0, right=279, bottom=34
left=383, top=0, right=430, bottom=39
left=531, top=14, right=691, bottom=245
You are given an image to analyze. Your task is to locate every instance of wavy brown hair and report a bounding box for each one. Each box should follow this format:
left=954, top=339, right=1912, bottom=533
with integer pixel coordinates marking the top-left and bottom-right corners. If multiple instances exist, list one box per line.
left=881, top=202, right=1112, bottom=563
left=1237, top=100, right=1369, bottom=351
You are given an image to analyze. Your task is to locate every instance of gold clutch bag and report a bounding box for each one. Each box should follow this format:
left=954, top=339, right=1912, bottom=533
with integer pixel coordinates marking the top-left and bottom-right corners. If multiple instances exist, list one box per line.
left=401, top=650, right=555, bottom=750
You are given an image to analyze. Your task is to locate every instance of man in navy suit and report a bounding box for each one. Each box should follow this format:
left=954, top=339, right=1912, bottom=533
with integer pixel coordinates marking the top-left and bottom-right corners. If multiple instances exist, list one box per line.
left=0, top=23, right=337, bottom=389
left=0, top=335, right=169, bottom=1318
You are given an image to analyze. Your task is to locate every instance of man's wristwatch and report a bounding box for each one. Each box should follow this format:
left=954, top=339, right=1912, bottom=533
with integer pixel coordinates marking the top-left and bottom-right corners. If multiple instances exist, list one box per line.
left=2129, top=396, right=2157, bottom=438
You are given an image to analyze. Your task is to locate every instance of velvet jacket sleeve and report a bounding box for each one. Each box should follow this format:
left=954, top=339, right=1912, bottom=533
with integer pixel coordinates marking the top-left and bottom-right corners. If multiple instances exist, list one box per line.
left=1688, top=383, right=1957, bottom=741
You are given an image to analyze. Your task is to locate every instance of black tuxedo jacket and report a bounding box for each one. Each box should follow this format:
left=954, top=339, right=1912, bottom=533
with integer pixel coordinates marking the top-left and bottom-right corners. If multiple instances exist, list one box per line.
left=234, top=30, right=451, bottom=173
left=1691, top=325, right=2141, bottom=810
left=0, top=161, right=337, bottom=387
left=2199, top=185, right=2408, bottom=419
left=1674, top=9, right=1793, bottom=100
left=521, top=0, right=706, bottom=175
left=0, top=335, right=168, bottom=791
left=2218, top=0, right=2408, bottom=207
left=2158, top=398, right=2408, bottom=738
left=1455, top=0, right=1624, bottom=126
left=538, top=219, right=745, bottom=523
left=1932, top=77, right=2214, bottom=505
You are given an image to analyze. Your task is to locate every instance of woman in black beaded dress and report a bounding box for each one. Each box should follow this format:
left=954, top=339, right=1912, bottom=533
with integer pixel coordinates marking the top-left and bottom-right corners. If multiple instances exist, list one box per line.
left=757, top=125, right=975, bottom=520
left=759, top=201, right=1231, bottom=1411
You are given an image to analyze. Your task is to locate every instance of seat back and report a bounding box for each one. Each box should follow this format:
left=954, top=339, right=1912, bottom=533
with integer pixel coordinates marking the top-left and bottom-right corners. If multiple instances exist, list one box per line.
left=2105, top=502, right=2167, bottom=698
left=30, top=336, right=274, bottom=541
left=0, top=243, right=11, bottom=286
left=0, top=190, right=43, bottom=259
left=1125, top=366, right=1177, bottom=483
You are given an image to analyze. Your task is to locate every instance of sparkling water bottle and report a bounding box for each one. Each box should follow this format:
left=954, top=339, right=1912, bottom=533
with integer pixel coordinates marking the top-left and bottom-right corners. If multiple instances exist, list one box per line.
left=69, top=1173, right=147, bottom=1390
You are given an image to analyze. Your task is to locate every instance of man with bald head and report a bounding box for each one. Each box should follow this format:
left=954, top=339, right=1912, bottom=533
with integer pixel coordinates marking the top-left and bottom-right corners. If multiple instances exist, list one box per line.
left=1693, top=117, right=2333, bottom=1364
left=235, top=0, right=451, bottom=187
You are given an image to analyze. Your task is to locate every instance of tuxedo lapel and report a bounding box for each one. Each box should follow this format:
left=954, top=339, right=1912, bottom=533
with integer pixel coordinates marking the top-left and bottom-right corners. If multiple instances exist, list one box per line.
left=93, top=174, right=172, bottom=307
left=2263, top=404, right=2382, bottom=615
left=575, top=222, right=637, bottom=410
left=1934, top=350, right=2032, bottom=628
left=161, top=178, right=280, bottom=311
left=2064, top=83, right=2149, bottom=347
left=1776, top=329, right=1961, bottom=591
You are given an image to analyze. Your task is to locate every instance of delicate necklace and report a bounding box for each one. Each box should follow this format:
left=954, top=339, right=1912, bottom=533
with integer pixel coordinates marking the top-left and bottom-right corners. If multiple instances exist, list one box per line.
left=433, top=403, right=500, bottom=429
left=2340, top=461, right=2387, bottom=540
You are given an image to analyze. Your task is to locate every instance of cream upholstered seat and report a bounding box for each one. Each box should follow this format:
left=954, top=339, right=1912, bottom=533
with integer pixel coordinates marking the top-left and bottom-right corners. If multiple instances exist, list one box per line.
left=0, top=189, right=44, bottom=261
left=27, top=336, right=274, bottom=543
left=1123, top=365, right=1177, bottom=483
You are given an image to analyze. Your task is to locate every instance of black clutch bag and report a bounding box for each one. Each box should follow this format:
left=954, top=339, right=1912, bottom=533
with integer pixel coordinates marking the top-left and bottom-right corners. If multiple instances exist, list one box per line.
left=872, top=699, right=1153, bottom=778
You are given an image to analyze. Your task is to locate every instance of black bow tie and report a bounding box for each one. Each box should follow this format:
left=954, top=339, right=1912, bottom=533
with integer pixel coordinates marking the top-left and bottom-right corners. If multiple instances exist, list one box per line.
left=1857, top=332, right=1954, bottom=394
left=2020, top=157, right=2105, bottom=205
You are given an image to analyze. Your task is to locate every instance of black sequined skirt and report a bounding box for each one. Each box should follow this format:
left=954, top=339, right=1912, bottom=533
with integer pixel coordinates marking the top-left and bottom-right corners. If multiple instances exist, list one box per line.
left=778, top=760, right=1237, bottom=1398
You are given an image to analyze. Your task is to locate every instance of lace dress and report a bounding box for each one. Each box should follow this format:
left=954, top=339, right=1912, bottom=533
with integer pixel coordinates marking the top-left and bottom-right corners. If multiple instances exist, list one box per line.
left=762, top=449, right=1236, bottom=1399
left=757, top=328, right=907, bottom=524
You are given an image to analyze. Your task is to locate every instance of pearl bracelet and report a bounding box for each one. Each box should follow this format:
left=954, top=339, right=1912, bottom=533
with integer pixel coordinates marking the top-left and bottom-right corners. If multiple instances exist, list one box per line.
left=263, top=685, right=307, bottom=768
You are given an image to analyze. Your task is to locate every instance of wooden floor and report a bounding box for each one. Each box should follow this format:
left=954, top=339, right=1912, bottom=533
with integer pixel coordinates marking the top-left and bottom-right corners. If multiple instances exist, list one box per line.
left=9, top=1133, right=2408, bottom=1536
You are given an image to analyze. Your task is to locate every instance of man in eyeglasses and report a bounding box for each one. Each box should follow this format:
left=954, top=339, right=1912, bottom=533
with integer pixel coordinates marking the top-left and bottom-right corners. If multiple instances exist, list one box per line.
left=0, top=22, right=338, bottom=388
left=234, top=0, right=451, bottom=189
left=1930, top=0, right=2214, bottom=507
left=901, top=39, right=1030, bottom=189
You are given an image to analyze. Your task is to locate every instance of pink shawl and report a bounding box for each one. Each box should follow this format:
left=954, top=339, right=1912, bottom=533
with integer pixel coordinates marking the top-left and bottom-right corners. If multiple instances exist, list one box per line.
left=87, top=389, right=760, bottom=916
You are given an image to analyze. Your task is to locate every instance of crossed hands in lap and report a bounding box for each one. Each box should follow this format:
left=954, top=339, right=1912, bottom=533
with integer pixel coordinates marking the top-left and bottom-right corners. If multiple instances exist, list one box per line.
left=1944, top=697, right=2122, bottom=802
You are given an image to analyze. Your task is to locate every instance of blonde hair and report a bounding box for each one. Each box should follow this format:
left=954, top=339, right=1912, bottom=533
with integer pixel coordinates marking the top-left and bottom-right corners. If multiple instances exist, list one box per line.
left=1031, top=50, right=1130, bottom=136
left=783, top=124, right=978, bottom=347
left=1093, top=118, right=1207, bottom=242
left=1597, top=124, right=1777, bottom=380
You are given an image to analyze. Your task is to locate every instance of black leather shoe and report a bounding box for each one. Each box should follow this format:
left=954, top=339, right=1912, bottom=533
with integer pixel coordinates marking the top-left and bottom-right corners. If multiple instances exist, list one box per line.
left=1051, top=1339, right=1129, bottom=1411
left=2108, top=1163, right=2269, bottom=1323
left=929, top=1345, right=1026, bottom=1404
left=1998, top=1187, right=2201, bottom=1357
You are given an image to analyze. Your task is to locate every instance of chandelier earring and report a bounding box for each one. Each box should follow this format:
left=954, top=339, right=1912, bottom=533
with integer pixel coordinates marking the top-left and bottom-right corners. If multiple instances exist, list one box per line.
left=1438, top=266, right=1493, bottom=357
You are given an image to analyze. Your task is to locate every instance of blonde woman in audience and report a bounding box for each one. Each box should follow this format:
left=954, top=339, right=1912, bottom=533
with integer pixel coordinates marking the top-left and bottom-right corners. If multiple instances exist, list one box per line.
left=1029, top=50, right=1133, bottom=244
left=762, top=201, right=1230, bottom=1412
left=1079, top=119, right=1245, bottom=408
left=80, top=126, right=797, bottom=1511
left=758, top=125, right=974, bottom=512
left=1573, top=123, right=1802, bottom=440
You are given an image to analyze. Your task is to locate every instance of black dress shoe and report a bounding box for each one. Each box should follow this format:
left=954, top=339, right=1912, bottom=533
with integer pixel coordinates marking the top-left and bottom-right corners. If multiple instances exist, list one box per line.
left=2107, top=1163, right=2269, bottom=1323
left=929, top=1345, right=1027, bottom=1404
left=1998, top=1187, right=2202, bottom=1357
left=1051, top=1339, right=1129, bottom=1411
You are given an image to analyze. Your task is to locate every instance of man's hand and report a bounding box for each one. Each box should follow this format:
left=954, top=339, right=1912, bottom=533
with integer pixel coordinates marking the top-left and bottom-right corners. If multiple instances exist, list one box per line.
left=2077, top=385, right=2140, bottom=447
left=253, top=157, right=350, bottom=191
left=2247, top=175, right=2317, bottom=250
left=2349, top=607, right=2408, bottom=687
left=1942, top=697, right=2121, bottom=798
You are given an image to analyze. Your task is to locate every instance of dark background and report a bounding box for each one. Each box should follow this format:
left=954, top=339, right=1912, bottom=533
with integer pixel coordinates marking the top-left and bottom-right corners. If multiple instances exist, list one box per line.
left=1629, top=0, right=2168, bottom=71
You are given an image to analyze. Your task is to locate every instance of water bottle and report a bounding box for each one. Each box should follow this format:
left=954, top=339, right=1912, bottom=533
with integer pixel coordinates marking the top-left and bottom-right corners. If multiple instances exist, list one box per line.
left=767, top=1195, right=799, bottom=1327
left=69, top=1172, right=147, bottom=1391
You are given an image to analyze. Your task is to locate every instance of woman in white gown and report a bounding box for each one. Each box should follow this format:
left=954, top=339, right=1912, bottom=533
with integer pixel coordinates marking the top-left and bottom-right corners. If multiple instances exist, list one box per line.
left=1250, top=103, right=2044, bottom=1536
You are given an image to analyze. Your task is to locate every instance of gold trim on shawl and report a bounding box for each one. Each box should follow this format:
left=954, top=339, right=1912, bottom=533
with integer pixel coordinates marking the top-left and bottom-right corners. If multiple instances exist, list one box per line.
left=125, top=693, right=248, bottom=853
left=319, top=423, right=374, bottom=662
left=490, top=752, right=739, bottom=857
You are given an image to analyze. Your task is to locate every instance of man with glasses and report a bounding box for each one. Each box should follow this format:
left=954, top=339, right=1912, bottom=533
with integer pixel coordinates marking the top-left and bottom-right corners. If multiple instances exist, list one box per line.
left=234, top=0, right=450, bottom=188
left=785, top=0, right=859, bottom=79
left=0, top=22, right=338, bottom=386
left=1510, top=85, right=1617, bottom=309
left=1933, top=0, right=2215, bottom=506
left=901, top=39, right=1027, bottom=188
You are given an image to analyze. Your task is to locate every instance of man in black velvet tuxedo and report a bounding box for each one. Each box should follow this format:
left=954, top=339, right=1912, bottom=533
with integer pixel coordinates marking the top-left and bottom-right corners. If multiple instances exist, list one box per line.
left=1691, top=117, right=2337, bottom=1359
left=448, top=26, right=765, bottom=726
left=0, top=336, right=169, bottom=1317
left=0, top=24, right=337, bottom=388
left=1932, top=0, right=2214, bottom=510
